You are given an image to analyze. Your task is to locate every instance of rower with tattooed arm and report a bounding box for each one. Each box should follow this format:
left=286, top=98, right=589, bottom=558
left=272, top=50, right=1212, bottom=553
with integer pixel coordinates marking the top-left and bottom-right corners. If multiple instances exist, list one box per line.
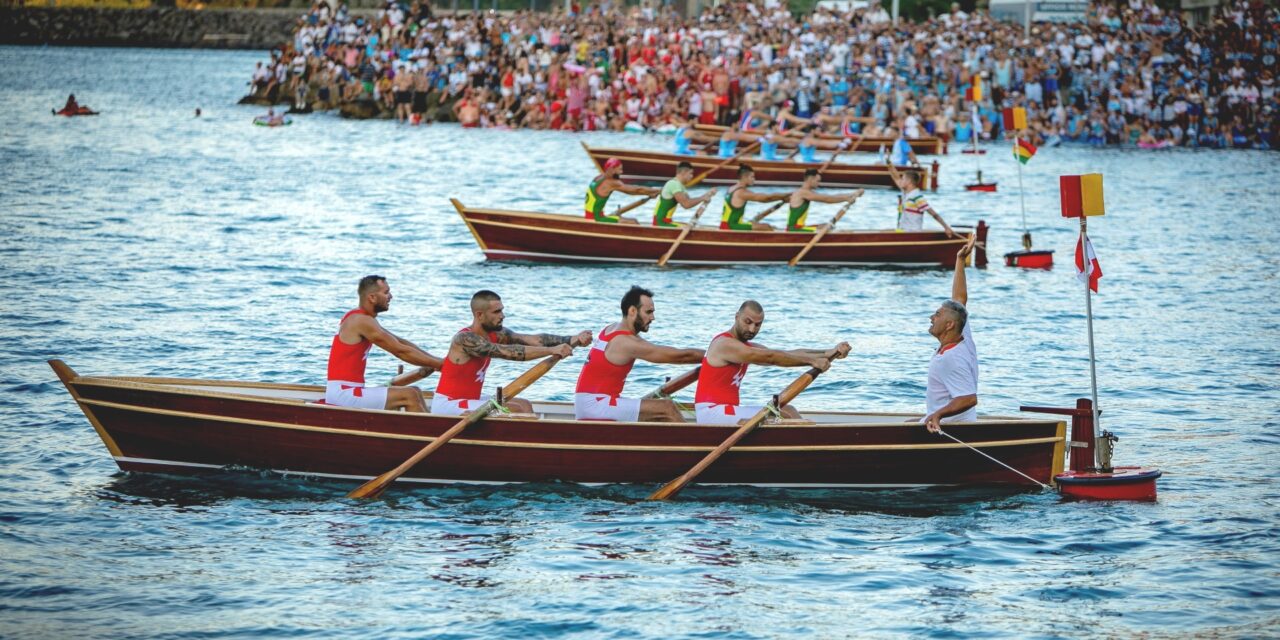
left=431, top=290, right=592, bottom=416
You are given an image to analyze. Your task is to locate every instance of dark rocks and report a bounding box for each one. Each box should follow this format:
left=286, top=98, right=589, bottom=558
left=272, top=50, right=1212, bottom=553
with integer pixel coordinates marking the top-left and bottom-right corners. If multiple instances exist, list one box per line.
left=0, top=7, right=297, bottom=50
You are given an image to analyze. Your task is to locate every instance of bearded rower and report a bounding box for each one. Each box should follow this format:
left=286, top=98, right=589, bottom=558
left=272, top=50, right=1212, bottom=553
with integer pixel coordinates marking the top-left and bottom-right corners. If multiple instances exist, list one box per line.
left=653, top=161, right=717, bottom=228
left=586, top=157, right=660, bottom=224
left=325, top=276, right=445, bottom=412
left=433, top=290, right=591, bottom=416
left=786, top=170, right=864, bottom=232
left=721, top=165, right=788, bottom=231
left=573, top=286, right=705, bottom=422
left=694, top=300, right=850, bottom=424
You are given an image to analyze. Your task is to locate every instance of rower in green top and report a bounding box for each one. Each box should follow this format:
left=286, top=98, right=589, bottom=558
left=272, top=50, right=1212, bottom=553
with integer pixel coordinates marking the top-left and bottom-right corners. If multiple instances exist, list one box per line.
left=720, top=165, right=788, bottom=231
left=585, top=157, right=659, bottom=225
left=653, top=161, right=718, bottom=228
left=786, top=169, right=864, bottom=232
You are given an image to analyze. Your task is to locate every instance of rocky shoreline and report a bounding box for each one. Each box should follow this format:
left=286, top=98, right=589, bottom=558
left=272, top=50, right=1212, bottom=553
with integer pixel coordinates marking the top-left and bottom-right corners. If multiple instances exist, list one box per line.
left=0, top=7, right=296, bottom=50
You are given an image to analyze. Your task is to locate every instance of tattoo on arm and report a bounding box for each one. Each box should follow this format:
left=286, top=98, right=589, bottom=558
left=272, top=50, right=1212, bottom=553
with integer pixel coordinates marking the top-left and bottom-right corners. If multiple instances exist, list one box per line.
left=457, top=332, right=528, bottom=361
left=536, top=334, right=571, bottom=347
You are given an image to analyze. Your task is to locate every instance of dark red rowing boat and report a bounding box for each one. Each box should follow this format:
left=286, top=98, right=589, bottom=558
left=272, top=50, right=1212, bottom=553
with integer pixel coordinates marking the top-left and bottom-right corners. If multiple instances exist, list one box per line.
left=452, top=200, right=988, bottom=267
left=50, top=360, right=1066, bottom=489
left=584, top=145, right=939, bottom=191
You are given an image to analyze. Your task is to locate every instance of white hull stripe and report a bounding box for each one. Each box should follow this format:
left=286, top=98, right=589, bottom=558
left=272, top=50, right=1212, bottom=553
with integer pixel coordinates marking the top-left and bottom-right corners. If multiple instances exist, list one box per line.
left=113, top=456, right=948, bottom=488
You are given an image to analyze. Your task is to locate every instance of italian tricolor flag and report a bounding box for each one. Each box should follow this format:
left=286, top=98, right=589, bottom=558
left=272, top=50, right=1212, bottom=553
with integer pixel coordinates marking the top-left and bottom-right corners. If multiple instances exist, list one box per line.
left=1013, top=138, right=1037, bottom=164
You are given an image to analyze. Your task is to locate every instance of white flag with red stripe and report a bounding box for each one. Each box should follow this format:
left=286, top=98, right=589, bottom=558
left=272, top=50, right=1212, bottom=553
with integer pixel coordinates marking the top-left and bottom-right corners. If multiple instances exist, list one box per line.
left=1075, top=233, right=1103, bottom=292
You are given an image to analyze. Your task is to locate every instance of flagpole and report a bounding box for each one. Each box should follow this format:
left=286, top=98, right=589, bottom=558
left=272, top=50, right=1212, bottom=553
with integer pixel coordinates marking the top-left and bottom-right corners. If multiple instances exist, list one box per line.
left=1015, top=134, right=1031, bottom=250
left=1081, top=217, right=1101, bottom=469
left=971, top=105, right=983, bottom=182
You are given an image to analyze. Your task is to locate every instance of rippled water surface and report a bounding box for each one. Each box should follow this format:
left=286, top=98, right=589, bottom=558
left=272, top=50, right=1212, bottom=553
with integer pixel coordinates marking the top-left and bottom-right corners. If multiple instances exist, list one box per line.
left=2, top=46, right=1278, bottom=638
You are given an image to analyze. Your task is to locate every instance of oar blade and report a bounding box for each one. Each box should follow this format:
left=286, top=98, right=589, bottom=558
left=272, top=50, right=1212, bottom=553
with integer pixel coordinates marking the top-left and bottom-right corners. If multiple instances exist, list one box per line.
left=347, top=470, right=397, bottom=499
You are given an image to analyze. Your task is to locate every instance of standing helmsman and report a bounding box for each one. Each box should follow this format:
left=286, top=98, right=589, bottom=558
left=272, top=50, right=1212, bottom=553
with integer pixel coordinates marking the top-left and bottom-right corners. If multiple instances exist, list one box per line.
left=694, top=300, right=850, bottom=424
left=573, top=286, right=706, bottom=422
left=433, top=290, right=591, bottom=416
left=923, top=237, right=979, bottom=432
left=326, top=276, right=444, bottom=412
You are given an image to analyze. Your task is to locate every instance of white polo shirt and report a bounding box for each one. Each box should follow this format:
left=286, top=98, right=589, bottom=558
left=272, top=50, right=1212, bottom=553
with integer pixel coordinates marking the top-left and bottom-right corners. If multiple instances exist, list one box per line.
left=926, top=309, right=978, bottom=422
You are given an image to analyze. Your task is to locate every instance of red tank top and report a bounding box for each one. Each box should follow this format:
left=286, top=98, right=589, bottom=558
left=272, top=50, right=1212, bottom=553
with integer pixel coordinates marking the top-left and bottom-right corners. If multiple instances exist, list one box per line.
left=574, top=325, right=634, bottom=396
left=694, top=332, right=750, bottom=405
left=435, top=327, right=497, bottom=400
left=327, top=309, right=372, bottom=383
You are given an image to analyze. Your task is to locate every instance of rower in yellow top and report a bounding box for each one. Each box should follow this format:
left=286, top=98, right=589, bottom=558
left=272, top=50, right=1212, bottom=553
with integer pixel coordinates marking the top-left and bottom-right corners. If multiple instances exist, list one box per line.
left=786, top=169, right=864, bottom=232
left=585, top=157, right=660, bottom=225
left=720, top=165, right=788, bottom=231
left=653, top=161, right=718, bottom=228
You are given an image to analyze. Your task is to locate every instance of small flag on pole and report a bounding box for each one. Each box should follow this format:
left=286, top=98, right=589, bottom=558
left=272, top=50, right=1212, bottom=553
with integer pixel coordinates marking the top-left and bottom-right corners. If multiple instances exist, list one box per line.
left=1013, top=138, right=1037, bottom=164
left=1075, top=234, right=1103, bottom=292
left=1059, top=174, right=1105, bottom=218
left=1001, top=107, right=1026, bottom=131
left=965, top=75, right=983, bottom=102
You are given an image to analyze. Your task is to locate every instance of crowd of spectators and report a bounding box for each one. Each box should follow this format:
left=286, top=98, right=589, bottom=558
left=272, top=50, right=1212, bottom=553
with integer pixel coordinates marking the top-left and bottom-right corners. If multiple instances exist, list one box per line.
left=246, top=0, right=1279, bottom=149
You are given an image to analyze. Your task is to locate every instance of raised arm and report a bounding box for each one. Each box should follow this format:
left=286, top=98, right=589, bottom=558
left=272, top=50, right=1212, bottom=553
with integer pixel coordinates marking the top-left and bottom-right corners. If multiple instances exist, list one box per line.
left=356, top=317, right=444, bottom=369
left=455, top=329, right=573, bottom=362
left=952, top=234, right=976, bottom=306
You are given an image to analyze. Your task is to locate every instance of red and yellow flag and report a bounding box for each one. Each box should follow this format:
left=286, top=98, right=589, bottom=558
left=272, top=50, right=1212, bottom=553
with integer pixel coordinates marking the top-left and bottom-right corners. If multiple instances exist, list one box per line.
left=1001, top=107, right=1026, bottom=131
left=965, top=75, right=983, bottom=102
left=1059, top=174, right=1105, bottom=218
left=1013, top=138, right=1036, bottom=164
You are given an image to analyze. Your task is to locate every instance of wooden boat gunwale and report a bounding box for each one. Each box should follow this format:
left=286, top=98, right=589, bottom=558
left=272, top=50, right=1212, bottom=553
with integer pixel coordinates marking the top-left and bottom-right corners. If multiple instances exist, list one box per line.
left=451, top=201, right=986, bottom=267
left=52, top=361, right=1066, bottom=487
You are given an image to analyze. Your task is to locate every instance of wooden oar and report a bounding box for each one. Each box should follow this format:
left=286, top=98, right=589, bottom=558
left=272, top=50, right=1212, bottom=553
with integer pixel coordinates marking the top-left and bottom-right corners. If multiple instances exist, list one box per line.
left=347, top=355, right=563, bottom=499
left=612, top=140, right=762, bottom=218
left=642, top=366, right=701, bottom=399
left=787, top=200, right=855, bottom=267
left=750, top=200, right=788, bottom=224
left=656, top=199, right=711, bottom=266
left=388, top=365, right=435, bottom=387
left=818, top=132, right=859, bottom=172
left=647, top=365, right=829, bottom=500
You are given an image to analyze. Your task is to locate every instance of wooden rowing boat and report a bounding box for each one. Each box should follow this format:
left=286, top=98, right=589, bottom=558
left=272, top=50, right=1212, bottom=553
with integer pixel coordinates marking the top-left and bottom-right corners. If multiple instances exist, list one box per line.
left=452, top=200, right=988, bottom=267
left=50, top=360, right=1066, bottom=489
left=584, top=146, right=939, bottom=191
left=691, top=123, right=947, bottom=155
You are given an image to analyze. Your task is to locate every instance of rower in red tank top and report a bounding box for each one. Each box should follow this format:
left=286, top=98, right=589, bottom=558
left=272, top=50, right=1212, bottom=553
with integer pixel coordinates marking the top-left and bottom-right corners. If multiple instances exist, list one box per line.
left=575, top=326, right=635, bottom=398
left=572, top=286, right=705, bottom=423
left=433, top=327, right=497, bottom=409
left=431, top=289, right=592, bottom=417
left=693, top=299, right=849, bottom=424
left=694, top=331, right=750, bottom=407
left=322, top=276, right=444, bottom=412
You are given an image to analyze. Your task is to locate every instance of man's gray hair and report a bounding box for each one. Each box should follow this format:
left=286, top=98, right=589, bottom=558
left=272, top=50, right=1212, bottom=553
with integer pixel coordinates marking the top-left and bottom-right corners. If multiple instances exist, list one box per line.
left=941, top=300, right=968, bottom=332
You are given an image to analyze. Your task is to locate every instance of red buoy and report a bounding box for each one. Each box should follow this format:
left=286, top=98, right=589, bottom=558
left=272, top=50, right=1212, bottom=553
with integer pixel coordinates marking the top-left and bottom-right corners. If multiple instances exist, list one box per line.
left=961, top=148, right=987, bottom=155
left=1004, top=249, right=1054, bottom=268
left=965, top=182, right=998, bottom=192
left=1055, top=467, right=1162, bottom=501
